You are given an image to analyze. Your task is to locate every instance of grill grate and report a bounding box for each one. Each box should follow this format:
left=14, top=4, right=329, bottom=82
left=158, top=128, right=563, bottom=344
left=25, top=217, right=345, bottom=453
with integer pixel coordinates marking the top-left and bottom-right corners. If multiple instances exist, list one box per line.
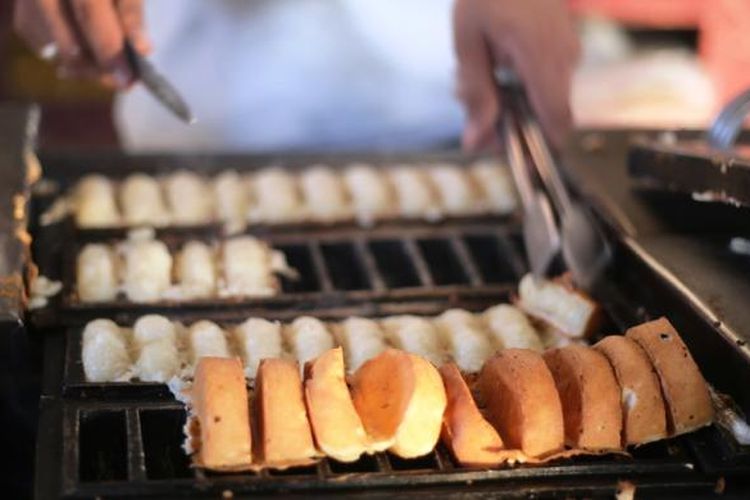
left=39, top=224, right=526, bottom=327
left=31, top=151, right=750, bottom=498
left=50, top=262, right=750, bottom=498
left=60, top=224, right=530, bottom=400
left=61, top=400, right=711, bottom=498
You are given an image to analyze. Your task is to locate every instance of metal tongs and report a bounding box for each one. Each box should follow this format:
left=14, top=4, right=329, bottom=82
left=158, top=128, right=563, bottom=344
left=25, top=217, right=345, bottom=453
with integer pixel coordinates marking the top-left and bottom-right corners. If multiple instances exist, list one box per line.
left=497, top=69, right=611, bottom=291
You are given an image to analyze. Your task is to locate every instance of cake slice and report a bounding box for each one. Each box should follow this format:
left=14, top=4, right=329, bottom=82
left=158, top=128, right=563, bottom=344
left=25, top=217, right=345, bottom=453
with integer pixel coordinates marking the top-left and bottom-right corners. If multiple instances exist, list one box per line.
left=381, top=315, right=445, bottom=366
left=233, top=318, right=283, bottom=379
left=481, top=304, right=543, bottom=352
left=351, top=349, right=447, bottom=458
left=120, top=173, right=170, bottom=226
left=77, top=244, right=118, bottom=302
left=428, top=163, right=484, bottom=216
left=164, top=170, right=214, bottom=225
left=440, top=363, right=505, bottom=466
left=433, top=309, right=493, bottom=373
left=517, top=273, right=601, bottom=338
left=343, top=163, right=394, bottom=225
left=304, top=347, right=370, bottom=462
left=132, top=315, right=179, bottom=382
left=74, top=174, right=121, bottom=228
left=188, top=320, right=230, bottom=367
left=192, top=357, right=253, bottom=471
left=543, top=345, right=623, bottom=451
left=594, top=335, right=668, bottom=446
left=469, top=159, right=517, bottom=215
left=81, top=319, right=131, bottom=382
left=284, top=316, right=335, bottom=368
left=332, top=317, right=387, bottom=373
left=479, top=349, right=564, bottom=458
left=626, top=317, right=714, bottom=436
left=255, top=358, right=318, bottom=466
left=299, top=165, right=352, bottom=222
left=249, top=167, right=306, bottom=224
left=388, top=167, right=442, bottom=221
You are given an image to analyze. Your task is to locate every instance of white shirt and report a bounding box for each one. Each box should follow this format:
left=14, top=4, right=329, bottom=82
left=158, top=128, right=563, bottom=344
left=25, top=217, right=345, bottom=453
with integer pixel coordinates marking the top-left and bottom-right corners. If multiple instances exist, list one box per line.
left=115, top=0, right=462, bottom=151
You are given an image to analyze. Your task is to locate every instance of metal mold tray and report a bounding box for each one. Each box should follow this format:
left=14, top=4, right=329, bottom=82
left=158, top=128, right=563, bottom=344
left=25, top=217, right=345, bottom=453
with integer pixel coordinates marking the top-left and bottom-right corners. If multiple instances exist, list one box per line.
left=35, top=223, right=526, bottom=327
left=36, top=262, right=750, bottom=498
left=31, top=149, right=750, bottom=498
left=33, top=150, right=519, bottom=238
left=58, top=399, right=714, bottom=498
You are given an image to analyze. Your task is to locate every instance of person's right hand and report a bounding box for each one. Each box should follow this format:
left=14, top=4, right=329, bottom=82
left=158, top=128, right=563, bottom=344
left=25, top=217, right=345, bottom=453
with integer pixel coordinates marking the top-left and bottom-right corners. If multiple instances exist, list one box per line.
left=13, top=0, right=150, bottom=89
left=453, top=0, right=580, bottom=151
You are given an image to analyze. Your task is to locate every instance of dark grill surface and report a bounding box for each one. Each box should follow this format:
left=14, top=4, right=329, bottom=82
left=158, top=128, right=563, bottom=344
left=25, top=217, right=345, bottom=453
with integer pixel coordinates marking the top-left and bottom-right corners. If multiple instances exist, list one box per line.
left=62, top=399, right=718, bottom=498
left=32, top=152, right=750, bottom=499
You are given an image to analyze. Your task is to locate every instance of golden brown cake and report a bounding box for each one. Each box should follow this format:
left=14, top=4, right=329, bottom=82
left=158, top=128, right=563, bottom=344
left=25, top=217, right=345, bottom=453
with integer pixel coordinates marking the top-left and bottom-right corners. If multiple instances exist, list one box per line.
left=304, top=347, right=370, bottom=462
left=543, top=345, right=623, bottom=451
left=255, top=358, right=318, bottom=466
left=192, top=357, right=253, bottom=470
left=351, top=349, right=447, bottom=458
left=439, top=362, right=505, bottom=467
left=479, top=349, right=565, bottom=458
left=594, top=335, right=668, bottom=446
left=626, top=317, right=714, bottom=436
left=517, top=273, right=601, bottom=338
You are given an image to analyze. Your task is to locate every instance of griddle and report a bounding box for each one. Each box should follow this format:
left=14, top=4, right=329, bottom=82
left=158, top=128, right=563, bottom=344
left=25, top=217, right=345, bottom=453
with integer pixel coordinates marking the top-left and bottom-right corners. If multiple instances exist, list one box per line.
left=628, top=139, right=750, bottom=208
left=24, top=144, right=750, bottom=499
left=30, top=152, right=525, bottom=329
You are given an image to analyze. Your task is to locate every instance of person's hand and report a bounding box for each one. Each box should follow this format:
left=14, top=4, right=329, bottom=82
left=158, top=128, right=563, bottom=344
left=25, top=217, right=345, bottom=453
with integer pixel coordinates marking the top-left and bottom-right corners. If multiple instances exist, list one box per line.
left=453, top=0, right=579, bottom=150
left=13, top=0, right=150, bottom=89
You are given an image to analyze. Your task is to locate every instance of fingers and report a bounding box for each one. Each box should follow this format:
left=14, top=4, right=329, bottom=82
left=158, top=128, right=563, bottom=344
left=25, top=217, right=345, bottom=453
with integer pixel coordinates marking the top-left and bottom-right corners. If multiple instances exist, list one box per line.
left=509, top=40, right=573, bottom=148
left=14, top=0, right=148, bottom=88
left=40, top=0, right=83, bottom=63
left=68, top=0, right=132, bottom=86
left=13, top=0, right=80, bottom=62
left=497, top=3, right=577, bottom=148
left=117, top=0, right=151, bottom=54
left=453, top=0, right=502, bottom=152
left=453, top=0, right=578, bottom=150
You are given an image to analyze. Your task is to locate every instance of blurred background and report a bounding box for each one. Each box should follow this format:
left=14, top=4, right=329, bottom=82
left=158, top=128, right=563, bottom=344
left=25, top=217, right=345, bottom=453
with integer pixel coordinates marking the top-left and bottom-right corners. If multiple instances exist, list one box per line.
left=2, top=0, right=750, bottom=150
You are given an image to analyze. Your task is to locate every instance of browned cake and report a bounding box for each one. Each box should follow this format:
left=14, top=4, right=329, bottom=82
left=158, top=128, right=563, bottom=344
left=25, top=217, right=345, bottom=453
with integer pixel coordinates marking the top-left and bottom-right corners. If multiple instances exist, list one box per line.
left=543, top=345, right=623, bottom=451
left=351, top=349, right=447, bottom=458
left=479, top=349, right=565, bottom=458
left=626, top=317, right=714, bottom=436
left=255, top=358, right=318, bottom=466
left=304, top=347, right=370, bottom=462
left=439, top=362, right=505, bottom=467
left=192, top=357, right=253, bottom=470
left=594, top=335, right=668, bottom=445
left=517, top=273, right=602, bottom=338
